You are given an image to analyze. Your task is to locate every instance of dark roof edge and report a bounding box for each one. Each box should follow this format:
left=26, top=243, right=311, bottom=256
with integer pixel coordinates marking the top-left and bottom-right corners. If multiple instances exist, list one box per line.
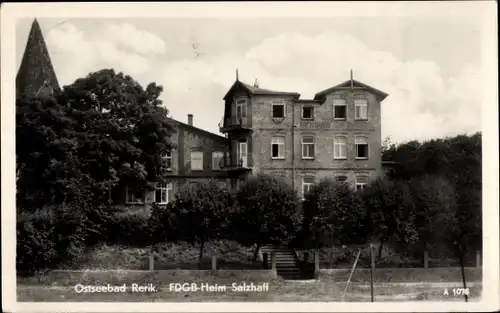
left=224, top=80, right=301, bottom=100
left=293, top=99, right=323, bottom=104
left=167, top=118, right=228, bottom=142
left=314, top=79, right=389, bottom=100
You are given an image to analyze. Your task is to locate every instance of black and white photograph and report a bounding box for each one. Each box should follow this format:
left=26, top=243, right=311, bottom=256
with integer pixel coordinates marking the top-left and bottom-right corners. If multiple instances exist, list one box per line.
left=2, top=2, right=498, bottom=312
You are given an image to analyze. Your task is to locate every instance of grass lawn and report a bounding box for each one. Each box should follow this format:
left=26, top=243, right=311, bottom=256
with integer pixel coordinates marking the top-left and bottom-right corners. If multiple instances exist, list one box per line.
left=17, top=279, right=482, bottom=302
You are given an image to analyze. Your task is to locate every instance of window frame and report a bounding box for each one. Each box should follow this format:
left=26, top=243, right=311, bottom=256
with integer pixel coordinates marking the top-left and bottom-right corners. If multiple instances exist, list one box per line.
left=125, top=186, right=143, bottom=204
left=212, top=151, right=224, bottom=171
left=271, top=136, right=286, bottom=159
left=333, top=136, right=347, bottom=160
left=154, top=182, right=173, bottom=204
left=354, top=98, right=368, bottom=120
left=235, top=97, right=247, bottom=121
left=335, top=175, right=348, bottom=183
left=355, top=176, right=369, bottom=191
left=301, top=105, right=314, bottom=120
left=301, top=136, right=315, bottom=159
left=333, top=98, right=347, bottom=120
left=302, top=176, right=315, bottom=199
left=164, top=151, right=173, bottom=170
left=190, top=151, right=204, bottom=171
left=271, top=98, right=286, bottom=118
left=355, top=137, right=369, bottom=160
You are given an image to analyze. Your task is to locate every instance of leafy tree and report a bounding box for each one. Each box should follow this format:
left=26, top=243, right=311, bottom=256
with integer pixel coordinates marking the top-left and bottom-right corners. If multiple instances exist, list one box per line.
left=362, top=177, right=418, bottom=262
left=301, top=179, right=367, bottom=249
left=408, top=175, right=457, bottom=255
left=59, top=69, right=176, bottom=199
left=382, top=133, right=482, bottom=260
left=232, top=174, right=302, bottom=261
left=17, top=69, right=176, bottom=210
left=164, top=180, right=233, bottom=265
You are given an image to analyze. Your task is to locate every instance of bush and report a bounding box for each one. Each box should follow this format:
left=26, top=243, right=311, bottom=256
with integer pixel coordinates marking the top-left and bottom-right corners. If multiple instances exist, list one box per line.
left=300, top=179, right=367, bottom=249
left=232, top=174, right=302, bottom=260
left=17, top=205, right=87, bottom=274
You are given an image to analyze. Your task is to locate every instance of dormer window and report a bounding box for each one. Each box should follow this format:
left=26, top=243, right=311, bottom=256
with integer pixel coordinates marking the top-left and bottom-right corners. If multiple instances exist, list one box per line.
left=272, top=99, right=285, bottom=118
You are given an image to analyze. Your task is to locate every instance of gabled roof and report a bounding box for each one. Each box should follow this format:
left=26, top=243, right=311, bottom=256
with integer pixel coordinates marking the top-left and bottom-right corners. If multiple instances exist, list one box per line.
left=223, top=80, right=300, bottom=100
left=16, top=19, right=60, bottom=98
left=314, top=79, right=388, bottom=101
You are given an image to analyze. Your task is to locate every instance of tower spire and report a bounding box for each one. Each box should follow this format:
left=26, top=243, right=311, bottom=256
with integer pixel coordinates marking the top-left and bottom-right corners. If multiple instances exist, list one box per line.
left=16, top=18, right=60, bottom=98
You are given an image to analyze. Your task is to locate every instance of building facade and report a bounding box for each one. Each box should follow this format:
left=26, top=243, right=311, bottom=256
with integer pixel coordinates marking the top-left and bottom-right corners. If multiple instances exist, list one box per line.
left=17, top=19, right=390, bottom=207
left=219, top=76, right=388, bottom=198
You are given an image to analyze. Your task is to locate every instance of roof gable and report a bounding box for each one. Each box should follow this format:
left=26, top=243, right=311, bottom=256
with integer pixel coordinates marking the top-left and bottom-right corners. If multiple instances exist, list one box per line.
left=314, top=79, right=388, bottom=101
left=223, top=80, right=300, bottom=100
left=16, top=19, right=60, bottom=98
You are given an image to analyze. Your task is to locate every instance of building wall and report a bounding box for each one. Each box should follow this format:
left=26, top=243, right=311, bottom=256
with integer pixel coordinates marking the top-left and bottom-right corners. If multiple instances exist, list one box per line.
left=119, top=121, right=230, bottom=207
left=248, top=89, right=382, bottom=195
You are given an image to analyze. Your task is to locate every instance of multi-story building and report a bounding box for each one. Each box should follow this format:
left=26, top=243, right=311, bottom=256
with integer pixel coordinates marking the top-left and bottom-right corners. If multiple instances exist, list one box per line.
left=219, top=73, right=388, bottom=197
left=17, top=19, right=390, bottom=207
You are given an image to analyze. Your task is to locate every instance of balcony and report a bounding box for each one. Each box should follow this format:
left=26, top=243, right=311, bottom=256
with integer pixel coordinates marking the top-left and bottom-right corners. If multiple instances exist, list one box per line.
left=219, top=156, right=252, bottom=172
left=219, top=117, right=253, bottom=133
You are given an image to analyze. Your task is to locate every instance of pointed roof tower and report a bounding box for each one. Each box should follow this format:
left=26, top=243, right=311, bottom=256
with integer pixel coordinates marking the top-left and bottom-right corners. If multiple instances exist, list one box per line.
left=16, top=19, right=60, bottom=98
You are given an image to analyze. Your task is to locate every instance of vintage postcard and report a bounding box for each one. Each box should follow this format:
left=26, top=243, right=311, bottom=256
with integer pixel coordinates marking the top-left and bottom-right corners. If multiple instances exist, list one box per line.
left=1, top=1, right=498, bottom=312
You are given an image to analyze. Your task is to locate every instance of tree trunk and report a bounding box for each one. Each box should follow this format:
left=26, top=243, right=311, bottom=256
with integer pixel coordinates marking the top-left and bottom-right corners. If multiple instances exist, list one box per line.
left=198, top=239, right=205, bottom=268
left=252, top=244, right=262, bottom=262
left=459, top=252, right=468, bottom=302
left=377, top=238, right=385, bottom=261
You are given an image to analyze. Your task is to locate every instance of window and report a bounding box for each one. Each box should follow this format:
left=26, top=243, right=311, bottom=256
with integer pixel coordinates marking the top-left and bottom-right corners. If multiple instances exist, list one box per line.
left=302, top=176, right=315, bottom=198
left=272, top=99, right=285, bottom=118
left=189, top=182, right=201, bottom=192
left=336, top=175, right=348, bottom=183
left=334, top=137, right=347, bottom=159
left=355, top=137, right=369, bottom=159
left=191, top=151, right=203, bottom=170
left=302, top=106, right=314, bottom=119
left=164, top=151, right=172, bottom=170
left=355, top=176, right=369, bottom=191
left=302, top=136, right=315, bottom=159
left=125, top=186, right=143, bottom=204
left=212, top=151, right=224, bottom=170
left=155, top=182, right=173, bottom=204
left=333, top=99, right=347, bottom=119
left=355, top=99, right=368, bottom=120
left=271, top=137, right=285, bottom=159
left=236, top=98, right=247, bottom=121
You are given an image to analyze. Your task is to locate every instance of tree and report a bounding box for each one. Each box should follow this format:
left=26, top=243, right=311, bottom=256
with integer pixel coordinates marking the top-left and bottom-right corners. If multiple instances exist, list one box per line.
left=362, top=177, right=418, bottom=262
left=408, top=175, right=457, bottom=255
left=381, top=133, right=482, bottom=259
left=16, top=69, right=176, bottom=209
left=164, top=180, right=233, bottom=265
left=232, top=174, right=302, bottom=261
left=301, top=179, right=367, bottom=249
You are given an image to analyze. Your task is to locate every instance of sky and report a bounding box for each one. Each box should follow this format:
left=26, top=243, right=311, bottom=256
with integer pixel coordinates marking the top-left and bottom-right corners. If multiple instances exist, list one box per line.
left=16, top=14, right=483, bottom=143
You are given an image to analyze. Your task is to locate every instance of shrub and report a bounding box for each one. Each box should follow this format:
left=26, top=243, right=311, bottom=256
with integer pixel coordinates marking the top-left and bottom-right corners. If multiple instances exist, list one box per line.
left=17, top=205, right=87, bottom=274
left=232, top=174, right=302, bottom=260
left=301, top=179, right=367, bottom=249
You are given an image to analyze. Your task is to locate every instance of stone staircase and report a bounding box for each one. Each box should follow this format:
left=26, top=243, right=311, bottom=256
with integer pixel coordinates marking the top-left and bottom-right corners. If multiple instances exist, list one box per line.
left=261, top=245, right=315, bottom=280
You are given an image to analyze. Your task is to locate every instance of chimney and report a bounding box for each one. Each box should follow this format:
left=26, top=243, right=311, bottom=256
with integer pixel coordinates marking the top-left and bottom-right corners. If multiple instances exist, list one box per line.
left=188, top=114, right=193, bottom=126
